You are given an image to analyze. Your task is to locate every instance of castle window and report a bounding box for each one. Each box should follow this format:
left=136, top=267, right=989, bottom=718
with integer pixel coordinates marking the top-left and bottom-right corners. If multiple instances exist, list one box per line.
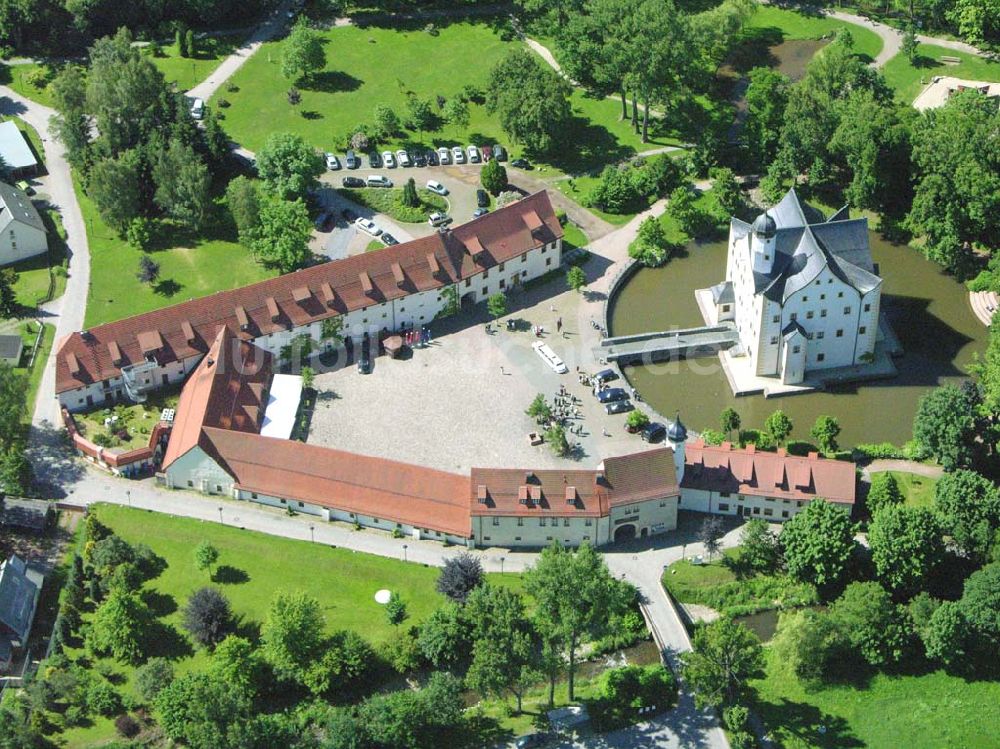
left=859, top=326, right=867, bottom=335
left=493, top=517, right=499, bottom=526
left=844, top=306, right=851, bottom=315
left=564, top=518, right=570, bottom=527
left=517, top=518, right=524, bottom=527
left=816, top=332, right=824, bottom=339
left=838, top=291, right=844, bottom=297
left=793, top=345, right=801, bottom=354
left=836, top=329, right=844, bottom=338
left=770, top=336, right=778, bottom=345
left=817, top=353, right=825, bottom=362
left=864, top=303, right=871, bottom=312
left=540, top=518, right=546, bottom=526
left=803, top=296, right=808, bottom=302
left=586, top=518, right=592, bottom=526
left=773, top=315, right=780, bottom=323
left=821, top=309, right=827, bottom=318
left=719, top=503, right=729, bottom=512
left=790, top=313, right=797, bottom=321
left=806, top=311, right=814, bottom=319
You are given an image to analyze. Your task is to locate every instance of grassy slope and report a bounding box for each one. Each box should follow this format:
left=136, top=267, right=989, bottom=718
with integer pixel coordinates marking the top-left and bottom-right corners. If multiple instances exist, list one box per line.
left=0, top=63, right=57, bottom=107
left=883, top=44, right=1000, bottom=103
left=871, top=470, right=939, bottom=509
left=753, top=649, right=1000, bottom=749
left=17, top=321, right=53, bottom=423
left=746, top=7, right=884, bottom=63
left=147, top=35, right=242, bottom=92
left=76, top=179, right=275, bottom=328
left=216, top=22, right=678, bottom=176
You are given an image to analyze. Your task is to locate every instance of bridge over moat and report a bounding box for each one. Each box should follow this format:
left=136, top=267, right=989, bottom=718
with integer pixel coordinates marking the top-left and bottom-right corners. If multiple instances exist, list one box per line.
left=598, top=324, right=740, bottom=365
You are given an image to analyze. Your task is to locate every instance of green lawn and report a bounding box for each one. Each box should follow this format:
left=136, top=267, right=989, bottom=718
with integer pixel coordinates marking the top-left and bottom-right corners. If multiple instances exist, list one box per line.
left=744, top=7, right=884, bottom=64
left=0, top=62, right=57, bottom=107
left=145, top=35, right=242, bottom=92
left=561, top=220, right=588, bottom=251
left=15, top=320, right=53, bottom=423
left=72, top=389, right=180, bottom=450
left=11, top=205, right=68, bottom=309
left=76, top=178, right=275, bottom=328
left=883, top=44, right=1000, bottom=103
left=554, top=175, right=650, bottom=227
left=216, top=22, right=680, bottom=177
left=872, top=470, right=939, bottom=509
left=753, top=649, right=1000, bottom=748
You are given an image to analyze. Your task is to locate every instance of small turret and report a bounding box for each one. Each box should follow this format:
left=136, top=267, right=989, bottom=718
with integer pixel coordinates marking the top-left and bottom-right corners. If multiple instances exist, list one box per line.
left=751, top=212, right=777, bottom=274
left=666, top=412, right=687, bottom=484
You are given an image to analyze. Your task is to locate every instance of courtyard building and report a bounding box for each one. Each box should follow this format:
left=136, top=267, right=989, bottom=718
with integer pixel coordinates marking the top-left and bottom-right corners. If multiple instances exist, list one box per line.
left=0, top=181, right=47, bottom=266
left=0, top=121, right=39, bottom=180
left=0, top=555, right=43, bottom=673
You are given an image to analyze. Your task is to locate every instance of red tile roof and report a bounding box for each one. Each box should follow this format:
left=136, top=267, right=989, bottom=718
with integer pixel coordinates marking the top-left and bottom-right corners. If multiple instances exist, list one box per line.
left=200, top=428, right=472, bottom=537
left=55, top=192, right=561, bottom=394
left=682, top=441, right=856, bottom=504
left=604, top=448, right=681, bottom=506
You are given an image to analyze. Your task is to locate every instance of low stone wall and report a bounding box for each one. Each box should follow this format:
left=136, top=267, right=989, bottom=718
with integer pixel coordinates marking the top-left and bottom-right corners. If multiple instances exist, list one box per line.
left=61, top=408, right=170, bottom=477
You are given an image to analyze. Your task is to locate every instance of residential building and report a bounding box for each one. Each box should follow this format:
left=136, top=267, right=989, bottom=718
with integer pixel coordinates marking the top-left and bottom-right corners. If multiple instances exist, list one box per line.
left=0, top=555, right=43, bottom=673
left=0, top=334, right=23, bottom=366
left=0, top=181, right=47, bottom=266
left=54, top=191, right=563, bottom=412
left=0, top=497, right=51, bottom=533
left=0, top=121, right=39, bottom=179
left=711, top=188, right=882, bottom=385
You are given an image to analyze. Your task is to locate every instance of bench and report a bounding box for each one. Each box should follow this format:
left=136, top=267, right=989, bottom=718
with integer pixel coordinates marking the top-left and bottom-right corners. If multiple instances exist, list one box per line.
left=940, top=55, right=961, bottom=64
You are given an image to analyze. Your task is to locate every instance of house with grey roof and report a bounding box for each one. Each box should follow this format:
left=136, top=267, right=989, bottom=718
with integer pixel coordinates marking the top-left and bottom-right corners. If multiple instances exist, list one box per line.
left=0, top=555, right=43, bottom=673
left=0, top=181, right=47, bottom=266
left=0, top=334, right=22, bottom=366
left=0, top=121, right=39, bottom=179
left=713, top=188, right=882, bottom=385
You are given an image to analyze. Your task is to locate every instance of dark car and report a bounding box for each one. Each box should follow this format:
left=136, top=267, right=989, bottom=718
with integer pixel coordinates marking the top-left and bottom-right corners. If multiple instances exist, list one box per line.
left=473, top=207, right=488, bottom=218
left=342, top=176, right=365, bottom=188
left=641, top=422, right=667, bottom=443
left=605, top=400, right=634, bottom=415
left=367, top=151, right=381, bottom=168
left=426, top=149, right=439, bottom=166
left=476, top=189, right=489, bottom=208
left=493, top=145, right=508, bottom=162
left=381, top=233, right=399, bottom=246
left=481, top=145, right=493, bottom=161
left=357, top=354, right=372, bottom=374
left=341, top=207, right=357, bottom=222
left=511, top=158, right=531, bottom=169
left=413, top=151, right=427, bottom=167
left=345, top=150, right=360, bottom=169
left=514, top=733, right=550, bottom=749
left=314, top=212, right=334, bottom=231
left=594, top=368, right=618, bottom=384
left=597, top=387, right=629, bottom=404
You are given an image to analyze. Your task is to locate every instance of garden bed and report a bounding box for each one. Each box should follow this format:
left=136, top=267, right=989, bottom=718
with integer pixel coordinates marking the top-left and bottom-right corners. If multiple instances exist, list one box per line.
left=338, top=186, right=447, bottom=223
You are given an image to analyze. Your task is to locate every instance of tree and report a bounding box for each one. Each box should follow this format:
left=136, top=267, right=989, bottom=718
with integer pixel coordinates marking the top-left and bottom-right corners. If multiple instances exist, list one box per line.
left=481, top=159, right=508, bottom=196
left=404, top=95, right=434, bottom=133
left=710, top=167, right=741, bottom=217
left=934, top=469, right=1000, bottom=562
left=418, top=602, right=472, bottom=669
left=0, top=444, right=32, bottom=498
left=862, top=478, right=906, bottom=531
left=372, top=104, right=400, bottom=140
left=699, top=516, right=724, bottom=560
left=256, top=132, right=325, bottom=200
left=720, top=407, right=740, bottom=439
left=247, top=197, right=313, bottom=273
left=436, top=552, right=484, bottom=603
left=88, top=588, right=150, bottom=663
left=566, top=265, right=586, bottom=292
left=913, top=384, right=976, bottom=470
left=740, top=519, right=780, bottom=574
left=771, top=608, right=846, bottom=684
left=443, top=97, right=470, bottom=130
left=809, top=415, right=841, bottom=454
left=194, top=541, right=219, bottom=577
left=487, top=291, right=507, bottom=320
left=401, top=177, right=419, bottom=208
left=525, top=543, right=622, bottom=700
left=261, top=591, right=325, bottom=684
left=830, top=581, right=912, bottom=667
left=225, top=175, right=261, bottom=240
left=301, top=366, right=314, bottom=390
left=282, top=19, right=326, bottom=82
left=958, top=562, right=1000, bottom=643
left=153, top=138, right=211, bottom=229
left=155, top=671, right=251, bottom=749
left=921, top=601, right=970, bottom=665
left=743, top=67, right=790, bottom=168
left=628, top=215, right=673, bottom=267
left=182, top=587, right=233, bottom=648
left=869, top=505, right=945, bottom=596
left=0, top=268, right=16, bottom=318
left=487, top=49, right=573, bottom=155
left=780, top=500, right=855, bottom=590
left=320, top=316, right=345, bottom=347
left=901, top=23, right=919, bottom=62
left=545, top=423, right=570, bottom=457
left=681, top=619, right=764, bottom=709
left=88, top=151, right=142, bottom=235
left=626, top=410, right=650, bottom=431
left=208, top=635, right=265, bottom=697
left=135, top=254, right=160, bottom=285
left=765, top=410, right=793, bottom=445
left=135, top=657, right=174, bottom=703
left=385, top=591, right=408, bottom=627
left=126, top=216, right=152, bottom=251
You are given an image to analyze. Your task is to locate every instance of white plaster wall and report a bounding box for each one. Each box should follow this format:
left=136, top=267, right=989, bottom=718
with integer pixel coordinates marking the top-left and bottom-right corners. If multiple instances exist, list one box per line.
left=0, top=221, right=47, bottom=266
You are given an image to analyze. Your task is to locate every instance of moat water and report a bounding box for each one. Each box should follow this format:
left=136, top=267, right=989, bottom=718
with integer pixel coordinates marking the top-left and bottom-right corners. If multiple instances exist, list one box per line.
left=609, top=233, right=987, bottom=447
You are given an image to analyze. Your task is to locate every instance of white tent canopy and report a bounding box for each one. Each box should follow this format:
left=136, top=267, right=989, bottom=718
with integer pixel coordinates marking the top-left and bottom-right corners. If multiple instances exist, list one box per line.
left=260, top=374, right=303, bottom=439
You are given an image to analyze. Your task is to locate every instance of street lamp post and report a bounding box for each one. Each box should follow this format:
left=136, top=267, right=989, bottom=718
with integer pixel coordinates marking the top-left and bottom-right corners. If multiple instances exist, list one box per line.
left=218, top=506, right=223, bottom=524
left=126, top=490, right=131, bottom=508
left=500, top=556, right=505, bottom=575
left=402, top=544, right=408, bottom=563
left=309, top=524, right=315, bottom=543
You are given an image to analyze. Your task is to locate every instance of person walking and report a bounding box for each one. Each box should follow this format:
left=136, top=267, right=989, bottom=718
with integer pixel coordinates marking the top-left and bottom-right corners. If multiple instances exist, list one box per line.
left=556, top=317, right=562, bottom=332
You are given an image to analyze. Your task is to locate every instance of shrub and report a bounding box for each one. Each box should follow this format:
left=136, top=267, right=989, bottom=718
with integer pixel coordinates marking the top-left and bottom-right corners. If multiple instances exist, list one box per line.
left=436, top=553, right=484, bottom=603
left=589, top=665, right=677, bottom=732
left=114, top=713, right=141, bottom=738
left=738, top=429, right=774, bottom=451
left=86, top=680, right=122, bottom=717
left=182, top=587, right=233, bottom=648
left=136, top=657, right=175, bottom=703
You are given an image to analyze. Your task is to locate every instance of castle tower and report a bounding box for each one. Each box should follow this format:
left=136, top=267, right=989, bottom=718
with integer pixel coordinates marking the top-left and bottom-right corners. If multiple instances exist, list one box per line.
left=666, top=412, right=687, bottom=485
left=750, top=212, right=777, bottom=275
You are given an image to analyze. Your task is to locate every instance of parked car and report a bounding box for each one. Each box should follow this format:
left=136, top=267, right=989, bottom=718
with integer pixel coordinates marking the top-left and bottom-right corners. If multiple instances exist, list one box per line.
left=480, top=145, right=492, bottom=161
left=597, top=387, right=629, bottom=404
left=381, top=151, right=396, bottom=168
left=357, top=353, right=372, bottom=374
left=452, top=146, right=465, bottom=164
left=325, top=152, right=341, bottom=170
left=366, top=175, right=393, bottom=188
left=354, top=217, right=382, bottom=236
left=426, top=149, right=439, bottom=166
left=594, top=368, right=619, bottom=384
left=341, top=176, right=365, bottom=188
left=641, top=422, right=667, bottom=443
left=381, top=233, right=399, bottom=246
left=426, top=180, right=448, bottom=196
left=605, top=400, right=634, bottom=415
left=367, top=150, right=381, bottom=168
left=514, top=733, right=551, bottom=749
left=341, top=207, right=357, bottom=222
left=15, top=180, right=35, bottom=196
left=396, top=149, right=410, bottom=167
left=413, top=151, right=427, bottom=167
left=476, top=189, right=489, bottom=208
left=466, top=145, right=480, bottom=163
left=493, top=145, right=508, bottom=161
left=345, top=150, right=360, bottom=169
left=473, top=207, right=489, bottom=218
left=511, top=158, right=531, bottom=169
left=314, top=212, right=334, bottom=231
left=428, top=212, right=451, bottom=227
left=189, top=97, right=205, bottom=120
left=437, top=147, right=452, bottom=165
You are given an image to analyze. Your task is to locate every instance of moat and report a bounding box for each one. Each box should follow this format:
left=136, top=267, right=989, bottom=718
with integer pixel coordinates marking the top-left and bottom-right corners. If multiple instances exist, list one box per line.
left=609, top=232, right=987, bottom=447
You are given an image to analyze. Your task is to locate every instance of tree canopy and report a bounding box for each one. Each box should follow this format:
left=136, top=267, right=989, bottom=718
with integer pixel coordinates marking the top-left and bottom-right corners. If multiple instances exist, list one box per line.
left=780, top=500, right=855, bottom=590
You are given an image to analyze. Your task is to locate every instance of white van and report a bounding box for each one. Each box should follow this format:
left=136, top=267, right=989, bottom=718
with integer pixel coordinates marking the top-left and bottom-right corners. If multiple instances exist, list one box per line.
left=189, top=97, right=205, bottom=120
left=428, top=212, right=451, bottom=227
left=367, top=175, right=393, bottom=188
left=426, top=180, right=448, bottom=196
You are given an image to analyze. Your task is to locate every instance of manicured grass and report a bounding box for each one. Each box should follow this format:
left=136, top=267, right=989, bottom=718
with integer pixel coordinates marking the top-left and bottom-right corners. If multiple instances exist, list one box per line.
left=15, top=320, right=53, bottom=423
left=752, top=648, right=1000, bottom=748
left=0, top=63, right=57, bottom=107
left=11, top=206, right=68, bottom=309
left=76, top=178, right=276, bottom=328
left=339, top=186, right=448, bottom=223
left=72, top=390, right=180, bottom=450
left=873, top=470, right=939, bottom=509
left=216, top=22, right=680, bottom=177
left=145, top=35, right=242, bottom=92
left=554, top=175, right=649, bottom=227
left=561, top=220, right=588, bottom=251
left=366, top=239, right=385, bottom=251
left=745, top=7, right=884, bottom=64
left=883, top=44, right=1000, bottom=103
